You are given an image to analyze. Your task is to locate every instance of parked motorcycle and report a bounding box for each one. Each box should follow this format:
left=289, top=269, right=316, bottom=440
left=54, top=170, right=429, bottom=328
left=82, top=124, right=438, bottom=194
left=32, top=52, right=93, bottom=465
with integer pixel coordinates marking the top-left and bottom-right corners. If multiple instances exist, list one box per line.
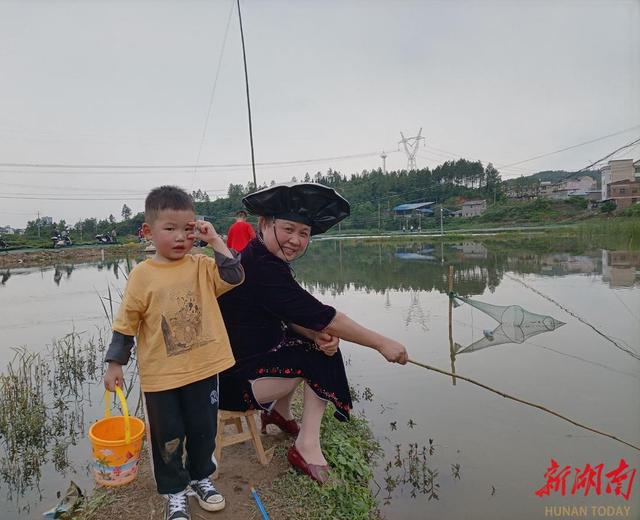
left=95, top=234, right=115, bottom=245
left=51, top=230, right=73, bottom=248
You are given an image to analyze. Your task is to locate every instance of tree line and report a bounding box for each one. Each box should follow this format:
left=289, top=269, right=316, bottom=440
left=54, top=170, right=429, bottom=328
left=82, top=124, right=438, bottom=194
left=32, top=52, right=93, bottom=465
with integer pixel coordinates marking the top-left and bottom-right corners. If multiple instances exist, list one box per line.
left=20, top=159, right=502, bottom=241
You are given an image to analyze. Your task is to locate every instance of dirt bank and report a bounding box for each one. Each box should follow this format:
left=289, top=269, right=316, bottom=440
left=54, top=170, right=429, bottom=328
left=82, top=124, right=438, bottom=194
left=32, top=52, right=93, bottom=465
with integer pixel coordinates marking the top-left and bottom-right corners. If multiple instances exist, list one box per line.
left=88, top=426, right=294, bottom=520
left=0, top=243, right=149, bottom=268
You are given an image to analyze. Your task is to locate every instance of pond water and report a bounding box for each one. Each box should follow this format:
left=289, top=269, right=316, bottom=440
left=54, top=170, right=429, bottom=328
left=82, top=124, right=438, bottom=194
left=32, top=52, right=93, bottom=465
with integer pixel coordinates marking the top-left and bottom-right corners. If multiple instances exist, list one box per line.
left=0, top=235, right=638, bottom=519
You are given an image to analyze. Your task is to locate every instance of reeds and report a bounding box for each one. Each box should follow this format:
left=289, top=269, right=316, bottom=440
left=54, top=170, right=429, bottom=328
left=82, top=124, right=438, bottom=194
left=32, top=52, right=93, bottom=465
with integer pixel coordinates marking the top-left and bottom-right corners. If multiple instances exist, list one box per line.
left=0, top=327, right=110, bottom=497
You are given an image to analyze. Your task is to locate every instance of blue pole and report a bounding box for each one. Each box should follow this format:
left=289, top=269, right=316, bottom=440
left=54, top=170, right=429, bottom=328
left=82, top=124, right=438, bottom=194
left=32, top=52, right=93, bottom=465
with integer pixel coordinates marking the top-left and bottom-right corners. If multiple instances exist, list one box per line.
left=250, top=486, right=270, bottom=520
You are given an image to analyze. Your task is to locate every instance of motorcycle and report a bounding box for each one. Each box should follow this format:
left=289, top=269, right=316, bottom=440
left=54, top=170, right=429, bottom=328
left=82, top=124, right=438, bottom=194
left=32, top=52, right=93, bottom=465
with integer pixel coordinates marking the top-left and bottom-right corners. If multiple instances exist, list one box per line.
left=51, top=230, right=73, bottom=248
left=95, top=234, right=115, bottom=244
left=0, top=237, right=7, bottom=249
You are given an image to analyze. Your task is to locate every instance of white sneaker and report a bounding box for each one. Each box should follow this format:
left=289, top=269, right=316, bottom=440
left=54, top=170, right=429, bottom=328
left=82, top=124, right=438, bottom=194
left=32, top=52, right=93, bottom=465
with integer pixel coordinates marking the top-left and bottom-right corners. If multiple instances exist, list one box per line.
left=165, top=490, right=190, bottom=520
left=190, top=478, right=225, bottom=512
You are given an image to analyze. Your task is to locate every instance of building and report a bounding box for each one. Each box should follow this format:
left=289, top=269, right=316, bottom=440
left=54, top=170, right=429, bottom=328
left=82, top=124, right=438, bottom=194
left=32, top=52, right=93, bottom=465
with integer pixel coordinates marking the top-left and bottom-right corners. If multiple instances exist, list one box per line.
left=606, top=179, right=640, bottom=209
left=392, top=202, right=435, bottom=216
left=557, top=176, right=597, bottom=192
left=461, top=199, right=487, bottom=217
left=538, top=181, right=554, bottom=198
left=537, top=176, right=597, bottom=200
left=601, top=159, right=634, bottom=200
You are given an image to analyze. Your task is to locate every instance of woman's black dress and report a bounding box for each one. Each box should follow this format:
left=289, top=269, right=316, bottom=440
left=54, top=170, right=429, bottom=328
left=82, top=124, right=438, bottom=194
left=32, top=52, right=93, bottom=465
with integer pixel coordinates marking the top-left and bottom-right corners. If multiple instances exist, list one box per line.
left=218, top=238, right=352, bottom=421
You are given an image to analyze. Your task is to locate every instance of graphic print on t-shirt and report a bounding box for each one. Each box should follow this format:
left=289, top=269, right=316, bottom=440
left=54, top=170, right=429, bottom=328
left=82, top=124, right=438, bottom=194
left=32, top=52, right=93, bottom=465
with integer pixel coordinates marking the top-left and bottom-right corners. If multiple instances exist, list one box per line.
left=160, top=289, right=209, bottom=356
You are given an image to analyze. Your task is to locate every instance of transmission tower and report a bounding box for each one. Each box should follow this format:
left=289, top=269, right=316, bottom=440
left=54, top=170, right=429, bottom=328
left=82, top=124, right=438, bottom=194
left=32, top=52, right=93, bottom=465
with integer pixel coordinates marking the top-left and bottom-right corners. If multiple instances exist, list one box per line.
left=380, top=151, right=387, bottom=173
left=399, top=128, right=425, bottom=170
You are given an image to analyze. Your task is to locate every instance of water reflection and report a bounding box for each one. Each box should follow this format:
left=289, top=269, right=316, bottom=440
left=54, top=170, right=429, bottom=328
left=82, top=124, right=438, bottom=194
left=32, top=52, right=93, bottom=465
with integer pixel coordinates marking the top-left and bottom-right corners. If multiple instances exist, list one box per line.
left=0, top=257, right=139, bottom=289
left=300, top=239, right=639, bottom=296
left=0, top=241, right=636, bottom=293
left=53, top=265, right=75, bottom=286
left=602, top=250, right=640, bottom=288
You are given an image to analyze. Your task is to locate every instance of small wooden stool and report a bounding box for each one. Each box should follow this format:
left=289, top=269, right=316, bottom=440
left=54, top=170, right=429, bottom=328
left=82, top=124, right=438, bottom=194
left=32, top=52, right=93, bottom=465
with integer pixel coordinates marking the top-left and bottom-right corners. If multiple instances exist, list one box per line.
left=214, top=409, right=269, bottom=468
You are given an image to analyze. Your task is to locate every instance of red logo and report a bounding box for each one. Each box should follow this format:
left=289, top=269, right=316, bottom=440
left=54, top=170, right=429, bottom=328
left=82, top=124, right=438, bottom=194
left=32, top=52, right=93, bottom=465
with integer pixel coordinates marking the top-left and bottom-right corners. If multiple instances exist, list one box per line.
left=535, top=459, right=636, bottom=501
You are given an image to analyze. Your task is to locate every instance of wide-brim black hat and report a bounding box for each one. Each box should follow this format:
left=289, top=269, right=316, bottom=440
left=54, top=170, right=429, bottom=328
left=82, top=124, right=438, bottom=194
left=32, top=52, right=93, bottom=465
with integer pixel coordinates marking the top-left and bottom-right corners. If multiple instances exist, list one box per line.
left=242, top=182, right=350, bottom=235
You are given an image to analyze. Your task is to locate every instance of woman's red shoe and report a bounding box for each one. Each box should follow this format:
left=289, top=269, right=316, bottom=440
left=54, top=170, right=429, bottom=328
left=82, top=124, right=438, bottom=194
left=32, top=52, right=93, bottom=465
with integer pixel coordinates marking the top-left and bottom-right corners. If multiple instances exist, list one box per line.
left=260, top=409, right=300, bottom=436
left=287, top=445, right=330, bottom=485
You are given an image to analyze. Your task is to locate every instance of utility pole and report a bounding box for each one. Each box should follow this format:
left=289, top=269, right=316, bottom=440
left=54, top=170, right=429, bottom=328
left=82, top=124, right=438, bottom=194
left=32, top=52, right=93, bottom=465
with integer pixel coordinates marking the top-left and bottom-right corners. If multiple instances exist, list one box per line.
left=378, top=203, right=381, bottom=230
left=399, top=128, right=425, bottom=171
left=380, top=151, right=387, bottom=173
left=37, top=211, right=40, bottom=238
left=237, top=0, right=257, bottom=190
left=440, top=207, right=444, bottom=236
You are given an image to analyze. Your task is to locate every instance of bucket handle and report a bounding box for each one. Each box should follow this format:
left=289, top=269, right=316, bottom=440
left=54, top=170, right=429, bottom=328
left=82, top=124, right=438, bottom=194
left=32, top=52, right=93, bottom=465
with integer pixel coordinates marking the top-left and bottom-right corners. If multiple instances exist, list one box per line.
left=104, top=386, right=131, bottom=445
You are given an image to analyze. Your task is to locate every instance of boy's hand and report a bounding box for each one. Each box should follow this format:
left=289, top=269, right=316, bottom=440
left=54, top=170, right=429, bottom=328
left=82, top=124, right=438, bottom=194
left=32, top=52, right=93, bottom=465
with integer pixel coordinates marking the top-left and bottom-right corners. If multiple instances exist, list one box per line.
left=104, top=361, right=125, bottom=391
left=188, top=220, right=222, bottom=246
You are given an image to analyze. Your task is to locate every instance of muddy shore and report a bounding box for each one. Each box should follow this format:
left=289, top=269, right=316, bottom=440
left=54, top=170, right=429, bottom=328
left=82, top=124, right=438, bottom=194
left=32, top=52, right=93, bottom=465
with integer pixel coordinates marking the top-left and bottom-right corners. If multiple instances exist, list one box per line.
left=0, top=243, right=152, bottom=269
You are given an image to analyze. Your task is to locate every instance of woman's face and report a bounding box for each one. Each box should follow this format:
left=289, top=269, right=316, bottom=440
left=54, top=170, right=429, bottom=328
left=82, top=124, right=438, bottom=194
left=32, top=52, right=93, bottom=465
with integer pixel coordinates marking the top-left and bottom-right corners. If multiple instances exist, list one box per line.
left=261, top=218, right=311, bottom=261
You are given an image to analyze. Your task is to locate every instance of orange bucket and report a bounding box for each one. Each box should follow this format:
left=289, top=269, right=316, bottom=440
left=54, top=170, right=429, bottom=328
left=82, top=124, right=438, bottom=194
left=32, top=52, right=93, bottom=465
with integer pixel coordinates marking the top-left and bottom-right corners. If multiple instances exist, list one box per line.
left=88, top=386, right=146, bottom=487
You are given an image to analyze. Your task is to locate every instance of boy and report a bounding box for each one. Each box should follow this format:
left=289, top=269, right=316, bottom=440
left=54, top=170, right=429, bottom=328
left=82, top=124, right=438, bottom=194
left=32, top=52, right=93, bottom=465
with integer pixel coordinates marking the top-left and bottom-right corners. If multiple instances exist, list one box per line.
left=103, top=186, right=243, bottom=520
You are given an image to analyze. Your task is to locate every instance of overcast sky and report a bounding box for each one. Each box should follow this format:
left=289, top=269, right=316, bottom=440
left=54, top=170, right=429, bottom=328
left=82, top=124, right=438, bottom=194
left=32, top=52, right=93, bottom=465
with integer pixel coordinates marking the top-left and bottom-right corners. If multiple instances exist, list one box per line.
left=1, top=0, right=638, bottom=228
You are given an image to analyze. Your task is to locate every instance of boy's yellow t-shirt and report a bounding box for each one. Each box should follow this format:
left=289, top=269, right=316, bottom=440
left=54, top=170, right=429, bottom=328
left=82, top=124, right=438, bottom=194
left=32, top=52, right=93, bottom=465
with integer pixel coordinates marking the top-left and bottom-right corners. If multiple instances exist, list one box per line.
left=112, top=254, right=238, bottom=392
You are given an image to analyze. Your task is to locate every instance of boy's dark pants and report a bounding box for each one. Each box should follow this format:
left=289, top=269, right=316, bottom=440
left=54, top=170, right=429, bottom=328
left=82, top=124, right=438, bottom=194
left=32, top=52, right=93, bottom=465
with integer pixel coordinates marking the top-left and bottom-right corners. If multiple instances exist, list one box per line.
left=144, top=374, right=219, bottom=494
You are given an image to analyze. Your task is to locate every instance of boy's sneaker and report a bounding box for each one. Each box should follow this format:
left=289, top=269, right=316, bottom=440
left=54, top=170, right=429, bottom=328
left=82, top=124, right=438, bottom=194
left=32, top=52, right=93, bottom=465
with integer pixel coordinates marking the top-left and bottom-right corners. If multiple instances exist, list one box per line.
left=190, top=478, right=225, bottom=512
left=165, top=490, right=190, bottom=520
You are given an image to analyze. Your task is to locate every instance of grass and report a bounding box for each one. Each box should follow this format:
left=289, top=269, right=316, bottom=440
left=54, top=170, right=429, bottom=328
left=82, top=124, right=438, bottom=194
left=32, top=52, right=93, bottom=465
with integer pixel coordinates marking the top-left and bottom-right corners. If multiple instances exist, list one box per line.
left=266, top=400, right=382, bottom=520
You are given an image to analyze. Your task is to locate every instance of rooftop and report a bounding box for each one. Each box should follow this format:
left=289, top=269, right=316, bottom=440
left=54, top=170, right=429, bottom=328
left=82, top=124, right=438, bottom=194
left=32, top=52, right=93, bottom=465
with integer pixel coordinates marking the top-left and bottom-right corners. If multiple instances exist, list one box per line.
left=392, top=202, right=436, bottom=211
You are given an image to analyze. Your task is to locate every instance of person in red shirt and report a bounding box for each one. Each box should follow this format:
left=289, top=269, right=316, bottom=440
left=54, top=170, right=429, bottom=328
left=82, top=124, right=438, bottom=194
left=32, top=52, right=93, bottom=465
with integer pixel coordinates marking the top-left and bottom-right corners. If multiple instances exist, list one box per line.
left=226, top=210, right=256, bottom=252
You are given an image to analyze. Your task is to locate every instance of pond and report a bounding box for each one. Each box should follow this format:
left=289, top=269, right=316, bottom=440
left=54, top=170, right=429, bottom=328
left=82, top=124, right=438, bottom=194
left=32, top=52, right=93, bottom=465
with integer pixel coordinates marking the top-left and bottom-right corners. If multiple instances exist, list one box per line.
left=0, top=235, right=638, bottom=519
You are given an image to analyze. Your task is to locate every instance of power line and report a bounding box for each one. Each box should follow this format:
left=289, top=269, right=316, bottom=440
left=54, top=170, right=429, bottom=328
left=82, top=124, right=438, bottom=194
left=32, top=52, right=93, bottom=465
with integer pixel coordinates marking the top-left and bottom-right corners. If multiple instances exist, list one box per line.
left=495, top=124, right=640, bottom=169
left=572, top=136, right=640, bottom=174
left=421, top=147, right=531, bottom=173
left=0, top=150, right=394, bottom=171
left=0, top=195, right=146, bottom=201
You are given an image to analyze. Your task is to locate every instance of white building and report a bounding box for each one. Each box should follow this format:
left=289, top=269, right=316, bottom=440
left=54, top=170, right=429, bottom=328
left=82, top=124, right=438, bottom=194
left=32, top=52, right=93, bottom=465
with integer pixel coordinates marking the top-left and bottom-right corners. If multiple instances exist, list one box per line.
left=558, top=176, right=597, bottom=192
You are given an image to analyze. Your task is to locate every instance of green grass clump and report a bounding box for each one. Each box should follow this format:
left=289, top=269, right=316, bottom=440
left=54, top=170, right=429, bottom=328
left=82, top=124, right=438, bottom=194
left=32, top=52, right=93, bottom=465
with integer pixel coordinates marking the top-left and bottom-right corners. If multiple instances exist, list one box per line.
left=270, top=407, right=381, bottom=520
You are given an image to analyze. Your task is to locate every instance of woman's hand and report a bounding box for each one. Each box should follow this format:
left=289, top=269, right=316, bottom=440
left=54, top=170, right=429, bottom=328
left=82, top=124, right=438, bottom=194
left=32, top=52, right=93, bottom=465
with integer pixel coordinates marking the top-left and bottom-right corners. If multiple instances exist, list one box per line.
left=314, top=332, right=340, bottom=356
left=378, top=339, right=408, bottom=365
left=104, top=361, right=125, bottom=391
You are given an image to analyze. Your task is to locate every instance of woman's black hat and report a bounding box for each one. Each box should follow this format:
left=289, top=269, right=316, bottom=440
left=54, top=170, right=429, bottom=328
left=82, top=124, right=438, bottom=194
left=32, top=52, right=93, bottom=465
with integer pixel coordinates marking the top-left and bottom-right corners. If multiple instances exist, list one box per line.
left=242, top=182, right=350, bottom=235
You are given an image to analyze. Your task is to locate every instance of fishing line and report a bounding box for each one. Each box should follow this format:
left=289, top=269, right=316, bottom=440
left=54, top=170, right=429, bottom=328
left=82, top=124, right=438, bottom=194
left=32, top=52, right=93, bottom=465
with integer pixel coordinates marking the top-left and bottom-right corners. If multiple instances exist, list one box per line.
left=505, top=273, right=640, bottom=360
left=406, top=358, right=639, bottom=452
left=192, top=0, right=235, bottom=191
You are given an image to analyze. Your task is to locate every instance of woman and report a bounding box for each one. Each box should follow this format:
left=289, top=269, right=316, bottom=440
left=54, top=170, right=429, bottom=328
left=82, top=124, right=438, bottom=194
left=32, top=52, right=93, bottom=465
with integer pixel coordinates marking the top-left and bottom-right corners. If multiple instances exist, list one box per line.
left=218, top=182, right=407, bottom=484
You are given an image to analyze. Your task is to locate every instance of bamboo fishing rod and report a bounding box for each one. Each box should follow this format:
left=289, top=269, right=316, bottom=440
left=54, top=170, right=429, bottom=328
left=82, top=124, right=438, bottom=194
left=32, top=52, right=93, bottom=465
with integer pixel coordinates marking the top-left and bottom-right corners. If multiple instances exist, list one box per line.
left=407, top=358, right=640, bottom=452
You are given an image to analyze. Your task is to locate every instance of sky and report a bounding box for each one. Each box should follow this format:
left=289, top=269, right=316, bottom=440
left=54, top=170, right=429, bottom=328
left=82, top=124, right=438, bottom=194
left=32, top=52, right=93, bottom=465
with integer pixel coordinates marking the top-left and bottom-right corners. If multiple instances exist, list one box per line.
left=0, top=0, right=639, bottom=228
